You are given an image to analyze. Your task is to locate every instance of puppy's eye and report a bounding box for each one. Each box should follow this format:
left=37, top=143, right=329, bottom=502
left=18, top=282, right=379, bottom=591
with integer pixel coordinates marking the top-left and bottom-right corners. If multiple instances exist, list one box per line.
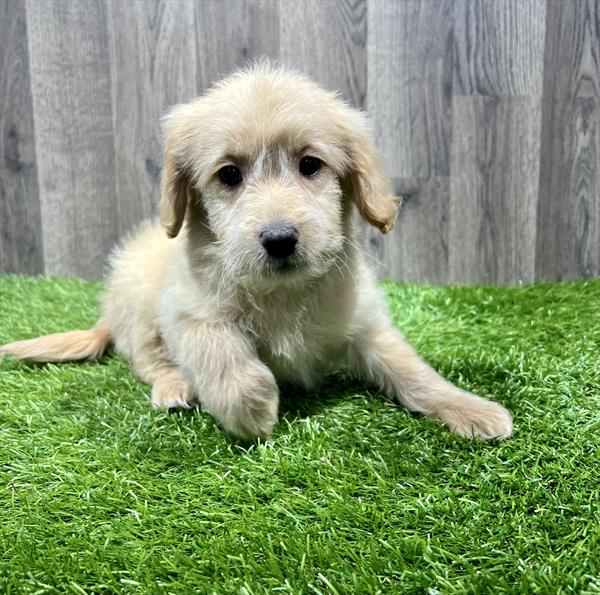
left=299, top=156, right=322, bottom=177
left=218, top=165, right=243, bottom=188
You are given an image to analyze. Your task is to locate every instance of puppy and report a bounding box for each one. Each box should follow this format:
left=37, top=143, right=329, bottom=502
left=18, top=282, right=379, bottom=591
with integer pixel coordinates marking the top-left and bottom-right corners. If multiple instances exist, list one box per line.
left=0, top=64, right=512, bottom=440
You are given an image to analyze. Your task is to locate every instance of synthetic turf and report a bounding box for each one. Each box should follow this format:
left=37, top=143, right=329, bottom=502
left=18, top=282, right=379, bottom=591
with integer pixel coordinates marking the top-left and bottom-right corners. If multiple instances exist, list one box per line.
left=1, top=275, right=598, bottom=594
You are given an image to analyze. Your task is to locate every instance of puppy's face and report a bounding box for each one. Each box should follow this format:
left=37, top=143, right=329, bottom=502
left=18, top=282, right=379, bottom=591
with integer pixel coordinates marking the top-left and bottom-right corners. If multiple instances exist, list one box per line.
left=160, top=65, right=400, bottom=285
left=200, top=133, right=346, bottom=283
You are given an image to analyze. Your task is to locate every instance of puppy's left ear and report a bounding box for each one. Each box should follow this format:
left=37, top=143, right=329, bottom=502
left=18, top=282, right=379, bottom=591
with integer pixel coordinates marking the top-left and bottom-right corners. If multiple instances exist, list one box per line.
left=341, top=110, right=401, bottom=234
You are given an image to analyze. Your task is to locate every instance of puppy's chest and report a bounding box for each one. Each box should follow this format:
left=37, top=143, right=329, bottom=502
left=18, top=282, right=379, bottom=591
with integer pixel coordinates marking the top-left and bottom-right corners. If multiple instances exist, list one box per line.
left=242, top=296, right=343, bottom=385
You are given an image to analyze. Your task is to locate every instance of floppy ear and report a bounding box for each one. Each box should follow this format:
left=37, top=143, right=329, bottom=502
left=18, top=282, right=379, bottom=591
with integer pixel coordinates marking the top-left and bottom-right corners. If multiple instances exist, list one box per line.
left=342, top=111, right=401, bottom=234
left=159, top=105, right=198, bottom=239
left=159, top=143, right=190, bottom=238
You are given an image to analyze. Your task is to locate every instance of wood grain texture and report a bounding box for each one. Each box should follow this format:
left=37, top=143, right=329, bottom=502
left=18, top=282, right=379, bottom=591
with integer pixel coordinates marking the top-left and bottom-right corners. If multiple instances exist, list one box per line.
left=107, top=0, right=197, bottom=237
left=381, top=177, right=450, bottom=284
left=536, top=0, right=600, bottom=281
left=454, top=0, right=546, bottom=96
left=26, top=0, right=117, bottom=279
left=367, top=0, right=453, bottom=282
left=0, top=0, right=43, bottom=275
left=280, top=0, right=367, bottom=109
left=449, top=96, right=541, bottom=285
left=368, top=0, right=453, bottom=178
left=195, top=0, right=281, bottom=90
left=1, top=0, right=598, bottom=284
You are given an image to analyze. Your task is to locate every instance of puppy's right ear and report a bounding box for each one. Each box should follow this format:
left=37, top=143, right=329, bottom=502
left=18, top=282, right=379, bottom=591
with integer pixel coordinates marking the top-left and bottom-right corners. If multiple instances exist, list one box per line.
left=159, top=110, right=193, bottom=238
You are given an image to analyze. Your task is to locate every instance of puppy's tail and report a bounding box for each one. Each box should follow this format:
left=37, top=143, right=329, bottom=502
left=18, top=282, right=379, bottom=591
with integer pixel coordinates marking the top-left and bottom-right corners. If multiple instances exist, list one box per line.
left=0, top=319, right=111, bottom=363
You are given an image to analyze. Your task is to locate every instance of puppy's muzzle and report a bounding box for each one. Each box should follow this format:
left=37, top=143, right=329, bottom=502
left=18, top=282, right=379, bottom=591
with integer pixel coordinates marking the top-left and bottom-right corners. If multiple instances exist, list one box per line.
left=260, top=225, right=298, bottom=260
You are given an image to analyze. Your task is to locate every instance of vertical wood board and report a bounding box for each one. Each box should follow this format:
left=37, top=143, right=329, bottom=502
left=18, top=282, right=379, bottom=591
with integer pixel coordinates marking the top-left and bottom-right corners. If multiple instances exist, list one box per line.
left=26, top=0, right=117, bottom=279
left=449, top=96, right=541, bottom=285
left=107, top=0, right=198, bottom=237
left=536, top=0, right=600, bottom=280
left=0, top=0, right=43, bottom=274
left=367, top=0, right=453, bottom=281
left=280, top=0, right=367, bottom=109
left=195, top=0, right=281, bottom=91
left=454, top=0, right=546, bottom=96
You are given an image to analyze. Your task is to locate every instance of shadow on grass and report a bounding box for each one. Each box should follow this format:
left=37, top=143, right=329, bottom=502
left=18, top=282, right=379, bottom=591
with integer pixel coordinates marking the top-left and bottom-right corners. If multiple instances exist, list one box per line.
left=163, top=375, right=381, bottom=449
left=277, top=375, right=375, bottom=419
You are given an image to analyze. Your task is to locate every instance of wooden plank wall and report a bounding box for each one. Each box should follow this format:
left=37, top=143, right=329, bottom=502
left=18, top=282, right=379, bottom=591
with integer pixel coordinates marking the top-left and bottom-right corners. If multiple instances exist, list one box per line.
left=0, top=0, right=598, bottom=284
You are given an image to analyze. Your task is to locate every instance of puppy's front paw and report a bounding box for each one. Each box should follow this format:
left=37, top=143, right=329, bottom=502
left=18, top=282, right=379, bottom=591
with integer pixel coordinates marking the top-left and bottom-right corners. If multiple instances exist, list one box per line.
left=434, top=392, right=513, bottom=440
left=222, top=388, right=279, bottom=440
left=151, top=372, right=197, bottom=410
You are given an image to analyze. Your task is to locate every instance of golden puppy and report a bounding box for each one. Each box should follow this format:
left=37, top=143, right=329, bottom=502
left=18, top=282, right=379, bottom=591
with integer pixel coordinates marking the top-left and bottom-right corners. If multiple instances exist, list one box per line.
left=1, top=64, right=512, bottom=440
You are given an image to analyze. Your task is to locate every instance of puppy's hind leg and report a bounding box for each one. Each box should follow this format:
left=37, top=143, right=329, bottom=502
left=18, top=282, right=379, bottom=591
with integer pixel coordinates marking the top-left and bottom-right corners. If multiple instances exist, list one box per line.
left=128, top=333, right=197, bottom=410
left=346, top=322, right=512, bottom=440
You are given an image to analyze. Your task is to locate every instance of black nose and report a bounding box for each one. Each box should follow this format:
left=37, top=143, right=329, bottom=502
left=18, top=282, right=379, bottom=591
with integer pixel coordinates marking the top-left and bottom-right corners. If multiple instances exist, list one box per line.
left=260, top=225, right=298, bottom=259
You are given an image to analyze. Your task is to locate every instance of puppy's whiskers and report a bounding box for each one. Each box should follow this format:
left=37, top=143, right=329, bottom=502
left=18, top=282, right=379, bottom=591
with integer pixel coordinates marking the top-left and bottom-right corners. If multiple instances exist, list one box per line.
left=331, top=250, right=358, bottom=288
left=343, top=237, right=389, bottom=272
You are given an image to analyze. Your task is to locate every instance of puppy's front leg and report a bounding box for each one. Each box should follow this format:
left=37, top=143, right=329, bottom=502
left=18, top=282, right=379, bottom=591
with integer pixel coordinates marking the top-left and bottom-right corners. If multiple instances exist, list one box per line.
left=171, top=323, right=279, bottom=439
left=347, top=323, right=512, bottom=439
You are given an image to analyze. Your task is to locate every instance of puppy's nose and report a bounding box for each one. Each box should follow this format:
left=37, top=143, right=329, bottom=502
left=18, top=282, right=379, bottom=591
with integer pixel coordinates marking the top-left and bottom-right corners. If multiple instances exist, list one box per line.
left=260, top=224, right=298, bottom=259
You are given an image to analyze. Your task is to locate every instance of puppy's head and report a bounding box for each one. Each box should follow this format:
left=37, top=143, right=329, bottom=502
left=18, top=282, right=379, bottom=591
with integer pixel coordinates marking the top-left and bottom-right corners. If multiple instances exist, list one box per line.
left=160, top=64, right=400, bottom=284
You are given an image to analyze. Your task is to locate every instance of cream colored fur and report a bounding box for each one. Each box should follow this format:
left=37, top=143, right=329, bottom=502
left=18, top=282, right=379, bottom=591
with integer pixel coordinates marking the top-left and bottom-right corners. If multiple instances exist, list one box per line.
left=1, top=64, right=512, bottom=440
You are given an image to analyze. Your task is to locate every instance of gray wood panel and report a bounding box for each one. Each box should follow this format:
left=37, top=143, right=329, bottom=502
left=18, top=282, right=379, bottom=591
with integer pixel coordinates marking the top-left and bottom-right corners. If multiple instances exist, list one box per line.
left=1, top=0, right=599, bottom=285
left=195, top=0, right=281, bottom=90
left=0, top=0, right=43, bottom=274
left=280, top=0, right=367, bottom=109
left=26, top=0, right=117, bottom=279
left=536, top=0, right=600, bottom=281
left=368, top=0, right=453, bottom=178
left=449, top=96, right=541, bottom=285
left=383, top=177, right=450, bottom=284
left=367, top=0, right=452, bottom=283
left=107, top=0, right=197, bottom=237
left=454, top=0, right=546, bottom=96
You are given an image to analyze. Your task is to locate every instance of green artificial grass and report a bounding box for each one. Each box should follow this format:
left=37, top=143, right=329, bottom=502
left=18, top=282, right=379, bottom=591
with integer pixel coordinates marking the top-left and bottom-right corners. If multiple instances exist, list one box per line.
left=0, top=275, right=599, bottom=594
